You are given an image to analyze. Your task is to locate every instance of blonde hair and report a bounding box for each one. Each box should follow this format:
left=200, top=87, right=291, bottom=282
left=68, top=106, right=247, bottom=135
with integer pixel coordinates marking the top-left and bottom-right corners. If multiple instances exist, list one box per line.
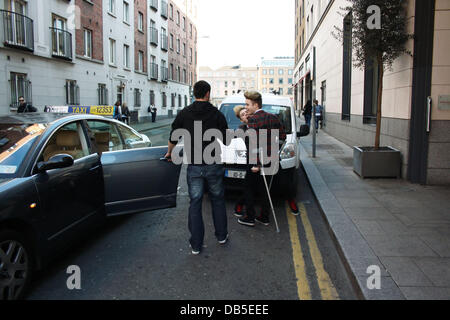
left=233, top=105, right=245, bottom=119
left=244, top=91, right=262, bottom=108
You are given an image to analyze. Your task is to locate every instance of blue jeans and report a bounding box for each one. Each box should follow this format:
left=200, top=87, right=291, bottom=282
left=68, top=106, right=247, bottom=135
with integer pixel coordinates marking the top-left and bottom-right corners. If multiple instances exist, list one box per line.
left=305, top=114, right=312, bottom=127
left=187, top=164, right=228, bottom=251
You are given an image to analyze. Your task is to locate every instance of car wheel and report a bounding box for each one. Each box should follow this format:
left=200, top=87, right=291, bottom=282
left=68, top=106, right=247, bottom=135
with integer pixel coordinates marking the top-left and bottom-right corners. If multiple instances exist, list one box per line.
left=0, top=229, right=34, bottom=300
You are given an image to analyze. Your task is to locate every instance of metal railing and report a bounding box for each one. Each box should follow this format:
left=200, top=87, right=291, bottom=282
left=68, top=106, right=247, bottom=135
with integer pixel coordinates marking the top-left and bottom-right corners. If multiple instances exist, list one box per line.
left=150, top=0, right=158, bottom=10
left=161, top=66, right=168, bottom=82
left=50, top=27, right=72, bottom=60
left=161, top=34, right=168, bottom=51
left=150, top=27, right=158, bottom=45
left=150, top=63, right=158, bottom=80
left=161, top=1, right=168, bottom=19
left=1, top=10, right=34, bottom=51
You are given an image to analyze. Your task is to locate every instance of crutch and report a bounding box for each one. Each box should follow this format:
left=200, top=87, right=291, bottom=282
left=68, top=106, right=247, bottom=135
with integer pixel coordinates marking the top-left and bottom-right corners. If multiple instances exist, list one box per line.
left=259, top=149, right=280, bottom=233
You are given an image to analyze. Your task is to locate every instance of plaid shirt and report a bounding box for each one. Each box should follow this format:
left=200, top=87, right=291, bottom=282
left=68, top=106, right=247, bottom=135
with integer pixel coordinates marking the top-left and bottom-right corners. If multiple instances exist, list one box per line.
left=247, top=109, right=286, bottom=166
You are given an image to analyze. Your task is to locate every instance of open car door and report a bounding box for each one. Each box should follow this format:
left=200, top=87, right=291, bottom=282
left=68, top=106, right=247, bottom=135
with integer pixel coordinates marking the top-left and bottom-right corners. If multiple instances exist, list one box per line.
left=86, top=120, right=182, bottom=217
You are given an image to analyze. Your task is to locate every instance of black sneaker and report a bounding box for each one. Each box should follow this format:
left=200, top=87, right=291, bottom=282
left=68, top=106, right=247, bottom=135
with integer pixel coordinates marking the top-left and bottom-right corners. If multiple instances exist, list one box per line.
left=218, top=234, right=229, bottom=245
left=238, top=216, right=255, bottom=227
left=256, top=215, right=270, bottom=226
left=234, top=204, right=245, bottom=218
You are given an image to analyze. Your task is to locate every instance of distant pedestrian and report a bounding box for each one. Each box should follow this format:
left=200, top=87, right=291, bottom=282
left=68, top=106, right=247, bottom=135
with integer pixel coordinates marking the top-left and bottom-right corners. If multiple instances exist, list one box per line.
left=313, top=99, right=323, bottom=132
left=302, top=100, right=312, bottom=127
left=165, top=80, right=230, bottom=255
left=151, top=106, right=157, bottom=123
left=113, top=101, right=122, bottom=121
left=17, top=96, right=37, bottom=113
left=121, top=102, right=130, bottom=125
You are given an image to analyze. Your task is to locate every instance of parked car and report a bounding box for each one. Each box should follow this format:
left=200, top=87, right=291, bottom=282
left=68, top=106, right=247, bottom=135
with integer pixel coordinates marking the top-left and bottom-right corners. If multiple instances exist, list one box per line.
left=0, top=113, right=181, bottom=300
left=218, top=94, right=309, bottom=196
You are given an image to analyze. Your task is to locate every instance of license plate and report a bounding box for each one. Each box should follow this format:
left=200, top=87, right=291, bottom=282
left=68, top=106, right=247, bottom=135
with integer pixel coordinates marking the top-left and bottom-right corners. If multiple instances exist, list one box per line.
left=225, top=170, right=246, bottom=179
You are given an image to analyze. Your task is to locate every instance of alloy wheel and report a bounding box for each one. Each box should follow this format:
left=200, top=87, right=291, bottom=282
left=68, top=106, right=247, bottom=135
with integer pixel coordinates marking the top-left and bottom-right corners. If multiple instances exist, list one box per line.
left=0, top=240, right=29, bottom=300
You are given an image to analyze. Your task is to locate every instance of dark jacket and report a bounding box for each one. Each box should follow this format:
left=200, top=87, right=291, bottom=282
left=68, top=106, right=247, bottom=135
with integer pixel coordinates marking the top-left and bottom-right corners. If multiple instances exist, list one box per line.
left=169, top=101, right=229, bottom=165
left=303, top=101, right=312, bottom=116
left=17, top=103, right=37, bottom=113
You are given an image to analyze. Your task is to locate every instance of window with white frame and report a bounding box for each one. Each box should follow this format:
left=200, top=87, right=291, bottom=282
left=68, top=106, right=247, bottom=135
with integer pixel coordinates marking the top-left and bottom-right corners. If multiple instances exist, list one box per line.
left=138, top=51, right=144, bottom=72
left=123, top=1, right=130, bottom=23
left=134, top=88, right=141, bottom=108
left=109, top=38, right=116, bottom=65
left=84, top=29, right=92, bottom=58
left=109, top=0, right=116, bottom=15
left=10, top=72, right=31, bottom=108
left=138, top=12, right=144, bottom=31
left=66, top=80, right=80, bottom=105
left=123, top=44, right=130, bottom=69
left=98, top=84, right=108, bottom=105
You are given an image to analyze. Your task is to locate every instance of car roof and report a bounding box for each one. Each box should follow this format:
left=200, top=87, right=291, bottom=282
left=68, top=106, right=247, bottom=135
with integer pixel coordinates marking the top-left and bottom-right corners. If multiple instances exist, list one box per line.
left=220, top=94, right=293, bottom=107
left=0, top=113, right=106, bottom=125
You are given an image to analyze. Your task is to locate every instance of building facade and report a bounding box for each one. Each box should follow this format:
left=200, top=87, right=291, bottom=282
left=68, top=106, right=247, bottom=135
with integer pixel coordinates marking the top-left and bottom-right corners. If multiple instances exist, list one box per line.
left=258, top=57, right=295, bottom=97
left=293, top=0, right=450, bottom=185
left=199, top=65, right=258, bottom=107
left=0, top=0, right=197, bottom=119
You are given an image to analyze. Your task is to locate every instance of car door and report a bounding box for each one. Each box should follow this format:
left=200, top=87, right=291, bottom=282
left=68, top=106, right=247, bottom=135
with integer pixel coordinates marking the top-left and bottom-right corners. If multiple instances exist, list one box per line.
left=32, top=121, right=104, bottom=245
left=86, top=120, right=182, bottom=217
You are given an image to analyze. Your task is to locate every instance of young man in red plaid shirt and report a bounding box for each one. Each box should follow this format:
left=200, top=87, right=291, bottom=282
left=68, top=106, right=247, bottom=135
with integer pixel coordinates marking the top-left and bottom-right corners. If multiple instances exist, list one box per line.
left=237, top=91, right=295, bottom=227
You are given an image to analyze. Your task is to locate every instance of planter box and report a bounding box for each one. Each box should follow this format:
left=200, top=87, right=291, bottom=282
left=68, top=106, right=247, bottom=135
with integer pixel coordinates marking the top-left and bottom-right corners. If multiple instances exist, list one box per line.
left=353, top=146, right=401, bottom=178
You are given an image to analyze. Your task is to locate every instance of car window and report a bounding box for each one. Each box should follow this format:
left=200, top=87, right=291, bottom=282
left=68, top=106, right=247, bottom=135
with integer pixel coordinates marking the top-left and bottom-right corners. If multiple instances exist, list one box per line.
left=0, top=123, right=47, bottom=176
left=116, top=123, right=150, bottom=149
left=40, top=122, right=89, bottom=162
left=86, top=120, right=124, bottom=153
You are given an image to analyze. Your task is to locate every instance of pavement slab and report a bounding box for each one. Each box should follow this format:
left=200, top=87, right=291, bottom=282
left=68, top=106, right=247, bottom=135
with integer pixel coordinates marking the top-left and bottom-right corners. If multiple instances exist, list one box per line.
left=299, top=131, right=450, bottom=300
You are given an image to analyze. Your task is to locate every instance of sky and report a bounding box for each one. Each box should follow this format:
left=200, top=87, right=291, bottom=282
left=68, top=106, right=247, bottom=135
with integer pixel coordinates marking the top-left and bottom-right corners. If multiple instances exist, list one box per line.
left=196, top=0, right=295, bottom=69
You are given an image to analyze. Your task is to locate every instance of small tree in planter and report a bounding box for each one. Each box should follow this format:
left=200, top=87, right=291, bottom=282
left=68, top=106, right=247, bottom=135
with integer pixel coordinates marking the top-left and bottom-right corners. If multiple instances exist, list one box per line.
left=333, top=0, right=412, bottom=177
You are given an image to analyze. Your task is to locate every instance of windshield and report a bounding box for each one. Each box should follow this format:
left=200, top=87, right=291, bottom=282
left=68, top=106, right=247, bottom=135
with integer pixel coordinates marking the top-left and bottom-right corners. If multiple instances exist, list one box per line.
left=220, top=103, right=292, bottom=133
left=0, top=123, right=47, bottom=175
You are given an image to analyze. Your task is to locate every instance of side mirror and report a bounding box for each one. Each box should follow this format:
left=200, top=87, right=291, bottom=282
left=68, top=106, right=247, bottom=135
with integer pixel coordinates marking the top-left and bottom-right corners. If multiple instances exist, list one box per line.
left=37, top=154, right=74, bottom=172
left=297, top=124, right=310, bottom=138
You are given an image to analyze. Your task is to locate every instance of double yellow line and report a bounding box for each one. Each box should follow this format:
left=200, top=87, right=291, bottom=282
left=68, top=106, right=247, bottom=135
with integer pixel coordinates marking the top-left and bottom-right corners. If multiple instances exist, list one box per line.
left=287, top=203, right=339, bottom=300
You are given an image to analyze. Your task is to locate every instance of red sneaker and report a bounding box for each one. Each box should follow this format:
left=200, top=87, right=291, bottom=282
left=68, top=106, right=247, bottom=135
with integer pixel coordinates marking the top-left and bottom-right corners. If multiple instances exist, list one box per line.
left=288, top=199, right=300, bottom=216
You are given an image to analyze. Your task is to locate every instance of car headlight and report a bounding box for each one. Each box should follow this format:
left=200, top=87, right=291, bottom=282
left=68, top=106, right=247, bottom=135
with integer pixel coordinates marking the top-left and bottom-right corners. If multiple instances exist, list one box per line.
left=235, top=150, right=247, bottom=158
left=280, top=143, right=296, bottom=160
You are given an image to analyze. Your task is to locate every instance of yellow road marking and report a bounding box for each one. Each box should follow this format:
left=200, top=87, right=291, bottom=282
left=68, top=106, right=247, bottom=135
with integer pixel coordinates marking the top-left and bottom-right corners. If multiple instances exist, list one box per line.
left=286, top=206, right=312, bottom=300
left=299, top=203, right=340, bottom=300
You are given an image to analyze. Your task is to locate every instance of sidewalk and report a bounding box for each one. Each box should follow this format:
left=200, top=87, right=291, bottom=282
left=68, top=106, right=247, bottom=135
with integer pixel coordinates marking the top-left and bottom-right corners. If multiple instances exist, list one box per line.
left=130, top=117, right=174, bottom=133
left=299, top=130, right=450, bottom=300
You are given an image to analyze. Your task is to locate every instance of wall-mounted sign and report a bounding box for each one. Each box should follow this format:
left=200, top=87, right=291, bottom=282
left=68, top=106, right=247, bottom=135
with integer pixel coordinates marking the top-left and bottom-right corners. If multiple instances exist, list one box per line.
left=438, top=95, right=450, bottom=110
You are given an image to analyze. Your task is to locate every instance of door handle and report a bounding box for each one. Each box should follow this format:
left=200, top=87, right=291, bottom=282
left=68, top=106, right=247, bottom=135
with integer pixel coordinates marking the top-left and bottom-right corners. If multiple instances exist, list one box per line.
left=426, top=96, right=432, bottom=133
left=89, top=165, right=101, bottom=172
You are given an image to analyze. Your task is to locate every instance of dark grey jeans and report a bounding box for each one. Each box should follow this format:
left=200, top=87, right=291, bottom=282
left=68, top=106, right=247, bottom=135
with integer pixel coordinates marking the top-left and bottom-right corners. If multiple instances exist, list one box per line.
left=186, top=164, right=228, bottom=251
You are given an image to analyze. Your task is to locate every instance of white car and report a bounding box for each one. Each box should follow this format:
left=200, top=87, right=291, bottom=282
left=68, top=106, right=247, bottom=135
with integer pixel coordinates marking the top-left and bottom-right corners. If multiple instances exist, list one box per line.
left=218, top=94, right=309, bottom=196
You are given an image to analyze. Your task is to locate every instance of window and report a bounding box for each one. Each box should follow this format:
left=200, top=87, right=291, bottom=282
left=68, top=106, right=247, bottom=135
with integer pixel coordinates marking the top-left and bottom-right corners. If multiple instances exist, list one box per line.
left=87, top=120, right=124, bottom=153
left=288, top=69, right=293, bottom=75
left=279, top=78, right=284, bottom=84
left=288, top=88, right=293, bottom=95
left=123, top=1, right=129, bottom=23
left=278, top=69, right=284, bottom=75
left=83, top=29, right=92, bottom=58
left=190, top=23, right=193, bottom=37
left=171, top=93, right=175, bottom=107
left=169, top=4, right=173, bottom=19
left=109, top=38, right=116, bottom=65
left=363, top=57, right=379, bottom=124
left=177, top=66, right=180, bottom=82
left=269, top=78, right=274, bottom=84
left=134, top=88, right=141, bottom=108
left=263, top=69, right=267, bottom=75
left=190, top=47, right=193, bottom=63
left=10, top=72, right=31, bottom=108
left=269, top=69, right=274, bottom=75
left=98, top=84, right=108, bottom=105
left=178, top=94, right=181, bottom=108
left=225, top=81, right=228, bottom=88
left=65, top=80, right=80, bottom=105
left=342, top=12, right=352, bottom=121
left=109, top=0, right=116, bottom=14
left=224, top=90, right=228, bottom=96
left=150, top=90, right=155, bottom=105
left=117, top=124, right=148, bottom=149
left=162, top=92, right=167, bottom=108
left=170, top=33, right=174, bottom=50
left=176, top=38, right=180, bottom=53
left=184, top=95, right=188, bottom=107
left=123, top=44, right=130, bottom=69
left=138, top=12, right=144, bottom=31
left=279, top=88, right=283, bottom=95
left=51, top=15, right=68, bottom=57
left=288, top=78, right=293, bottom=84
left=183, top=17, right=186, bottom=30
left=183, top=43, right=186, bottom=56
left=183, top=69, right=186, bottom=83
left=262, top=79, right=267, bottom=85
left=169, top=63, right=174, bottom=80
left=177, top=10, right=180, bottom=25
left=138, top=51, right=144, bottom=72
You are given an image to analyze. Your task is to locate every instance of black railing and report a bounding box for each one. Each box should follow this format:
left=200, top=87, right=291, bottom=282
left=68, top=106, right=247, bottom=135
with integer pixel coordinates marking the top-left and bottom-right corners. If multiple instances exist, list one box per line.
left=50, top=27, right=72, bottom=60
left=150, top=27, right=158, bottom=45
left=150, top=63, right=158, bottom=80
left=1, top=10, right=34, bottom=51
left=161, top=34, right=168, bottom=51
left=161, top=66, right=168, bottom=82
left=150, top=0, right=158, bottom=11
left=161, top=1, right=168, bottom=19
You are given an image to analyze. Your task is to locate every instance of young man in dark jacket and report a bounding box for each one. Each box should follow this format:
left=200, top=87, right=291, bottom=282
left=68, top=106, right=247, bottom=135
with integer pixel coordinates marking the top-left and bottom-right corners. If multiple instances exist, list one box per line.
left=165, top=81, right=229, bottom=255
left=17, top=96, right=37, bottom=113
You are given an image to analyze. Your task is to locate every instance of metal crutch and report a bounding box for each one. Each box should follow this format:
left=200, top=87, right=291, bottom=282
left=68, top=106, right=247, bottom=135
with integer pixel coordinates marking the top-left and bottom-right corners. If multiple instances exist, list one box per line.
left=259, top=150, right=280, bottom=233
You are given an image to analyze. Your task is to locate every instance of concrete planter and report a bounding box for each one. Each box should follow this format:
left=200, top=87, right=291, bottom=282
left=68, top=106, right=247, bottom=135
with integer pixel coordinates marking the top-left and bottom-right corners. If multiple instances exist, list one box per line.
left=353, top=146, right=401, bottom=178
